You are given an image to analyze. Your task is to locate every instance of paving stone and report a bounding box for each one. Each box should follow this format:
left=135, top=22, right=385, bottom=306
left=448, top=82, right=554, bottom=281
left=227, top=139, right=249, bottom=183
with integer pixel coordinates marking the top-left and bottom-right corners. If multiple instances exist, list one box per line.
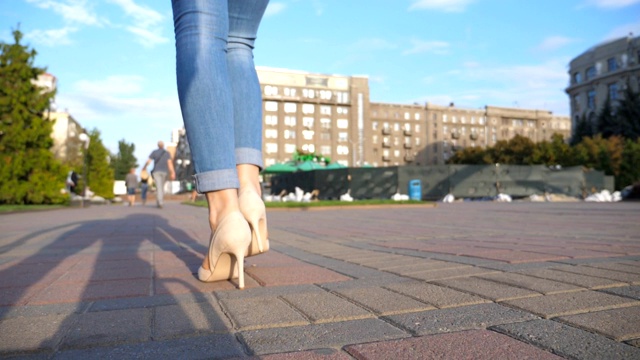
left=382, top=260, right=467, bottom=275
left=552, top=264, right=640, bottom=284
left=384, top=303, right=538, bottom=335
left=0, top=314, right=69, bottom=354
left=280, top=291, right=374, bottom=323
left=153, top=301, right=233, bottom=339
left=219, top=296, right=308, bottom=330
left=384, top=281, right=491, bottom=308
left=238, top=348, right=352, bottom=360
left=477, top=272, right=584, bottom=295
left=245, top=264, right=350, bottom=287
left=433, top=276, right=541, bottom=301
left=344, top=330, right=563, bottom=360
left=331, top=286, right=434, bottom=315
left=502, top=290, right=639, bottom=319
left=628, top=339, right=640, bottom=347
left=515, top=268, right=625, bottom=289
left=406, top=266, right=498, bottom=281
left=61, top=308, right=151, bottom=349
left=584, top=262, right=640, bottom=275
left=0, top=302, right=88, bottom=320
left=556, top=306, right=640, bottom=341
left=53, top=333, right=245, bottom=359
left=493, top=319, right=640, bottom=360
left=239, top=319, right=409, bottom=355
left=599, top=285, right=640, bottom=300
left=27, top=279, right=151, bottom=305
left=466, top=250, right=570, bottom=264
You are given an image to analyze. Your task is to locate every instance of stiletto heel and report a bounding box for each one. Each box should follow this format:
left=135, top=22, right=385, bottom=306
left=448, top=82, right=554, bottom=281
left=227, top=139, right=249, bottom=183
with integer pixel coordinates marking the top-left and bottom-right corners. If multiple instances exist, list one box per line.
left=198, top=211, right=251, bottom=289
left=239, top=188, right=269, bottom=257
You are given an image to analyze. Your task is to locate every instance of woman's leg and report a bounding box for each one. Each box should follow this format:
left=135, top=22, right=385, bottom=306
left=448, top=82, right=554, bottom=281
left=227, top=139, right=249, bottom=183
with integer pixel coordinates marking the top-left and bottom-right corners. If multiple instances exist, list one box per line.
left=172, top=0, right=242, bottom=270
left=227, top=0, right=269, bottom=186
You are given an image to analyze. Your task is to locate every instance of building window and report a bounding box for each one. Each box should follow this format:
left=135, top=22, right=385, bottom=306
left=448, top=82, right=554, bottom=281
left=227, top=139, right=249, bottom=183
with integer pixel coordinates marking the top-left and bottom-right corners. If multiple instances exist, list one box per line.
left=404, top=112, right=410, bottom=120
left=394, top=123, right=400, bottom=131
left=303, top=89, right=315, bottom=98
left=337, top=107, right=349, bottom=115
left=336, top=145, right=349, bottom=155
left=337, top=119, right=349, bottom=129
left=461, top=116, right=466, bottom=124
left=320, top=131, right=331, bottom=140
left=442, top=114, right=447, bottom=123
left=415, top=137, right=420, bottom=146
left=319, top=90, right=332, bottom=100
left=320, top=105, right=331, bottom=115
left=283, top=129, right=296, bottom=139
left=415, top=124, right=420, bottom=132
left=303, top=117, right=314, bottom=128
left=320, top=145, right=331, bottom=155
left=415, top=113, right=421, bottom=120
left=284, top=87, right=296, bottom=97
left=338, top=132, right=348, bottom=142
left=284, top=102, right=296, bottom=113
left=302, top=130, right=314, bottom=140
left=607, top=57, right=618, bottom=72
left=265, top=101, right=278, bottom=112
left=265, top=129, right=278, bottom=139
left=336, top=92, right=349, bottom=103
left=284, top=144, right=296, bottom=153
left=587, top=90, right=596, bottom=110
left=586, top=66, right=596, bottom=80
left=573, top=72, right=582, bottom=84
left=265, top=143, right=278, bottom=154
left=608, top=83, right=619, bottom=101
left=452, top=116, right=457, bottom=123
left=265, top=115, right=278, bottom=125
left=320, top=118, right=331, bottom=129
left=372, top=121, right=378, bottom=130
left=302, top=144, right=315, bottom=153
left=284, top=116, right=296, bottom=126
left=302, top=104, right=315, bottom=114
left=264, top=85, right=278, bottom=96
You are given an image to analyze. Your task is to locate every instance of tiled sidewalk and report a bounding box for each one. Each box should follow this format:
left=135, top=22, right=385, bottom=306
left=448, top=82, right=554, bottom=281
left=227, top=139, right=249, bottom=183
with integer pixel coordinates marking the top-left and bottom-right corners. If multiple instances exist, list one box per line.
left=0, top=201, right=639, bottom=359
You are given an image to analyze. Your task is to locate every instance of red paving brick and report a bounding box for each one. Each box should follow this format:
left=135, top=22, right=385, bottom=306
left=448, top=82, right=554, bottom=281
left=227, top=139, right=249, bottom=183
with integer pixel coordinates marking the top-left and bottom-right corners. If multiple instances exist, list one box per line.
left=27, top=278, right=150, bottom=305
left=245, top=264, right=351, bottom=287
left=344, top=330, right=563, bottom=360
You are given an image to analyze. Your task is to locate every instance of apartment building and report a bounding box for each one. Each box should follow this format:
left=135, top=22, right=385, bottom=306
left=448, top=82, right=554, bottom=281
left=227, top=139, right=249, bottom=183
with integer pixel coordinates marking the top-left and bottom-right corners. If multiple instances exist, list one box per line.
left=566, top=33, right=640, bottom=132
left=253, top=67, right=571, bottom=167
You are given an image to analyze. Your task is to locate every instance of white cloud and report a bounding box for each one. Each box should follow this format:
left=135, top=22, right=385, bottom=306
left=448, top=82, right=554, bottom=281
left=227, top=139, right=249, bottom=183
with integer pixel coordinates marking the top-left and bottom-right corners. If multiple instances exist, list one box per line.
left=106, top=0, right=169, bottom=47
left=25, top=26, right=78, bottom=46
left=535, top=36, right=578, bottom=52
left=265, top=2, right=287, bottom=17
left=585, top=0, right=640, bottom=8
left=403, top=39, right=450, bottom=55
left=603, top=20, right=640, bottom=40
left=409, top=0, right=476, bottom=12
left=26, top=0, right=103, bottom=26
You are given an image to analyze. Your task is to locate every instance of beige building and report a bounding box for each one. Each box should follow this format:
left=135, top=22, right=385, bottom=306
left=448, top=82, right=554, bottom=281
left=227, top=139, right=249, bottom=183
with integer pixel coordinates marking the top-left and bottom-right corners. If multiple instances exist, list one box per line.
left=253, top=67, right=572, bottom=167
left=47, top=110, right=86, bottom=165
left=566, top=34, right=640, bottom=132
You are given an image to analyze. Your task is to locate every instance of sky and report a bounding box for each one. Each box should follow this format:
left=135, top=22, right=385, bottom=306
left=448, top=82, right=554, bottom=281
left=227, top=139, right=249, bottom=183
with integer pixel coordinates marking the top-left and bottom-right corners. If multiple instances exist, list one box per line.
left=2, top=0, right=640, bottom=168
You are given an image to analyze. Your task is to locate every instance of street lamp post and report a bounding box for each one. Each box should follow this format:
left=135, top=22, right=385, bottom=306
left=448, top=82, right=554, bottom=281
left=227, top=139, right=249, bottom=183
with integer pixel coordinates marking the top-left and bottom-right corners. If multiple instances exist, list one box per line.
left=78, top=133, right=90, bottom=203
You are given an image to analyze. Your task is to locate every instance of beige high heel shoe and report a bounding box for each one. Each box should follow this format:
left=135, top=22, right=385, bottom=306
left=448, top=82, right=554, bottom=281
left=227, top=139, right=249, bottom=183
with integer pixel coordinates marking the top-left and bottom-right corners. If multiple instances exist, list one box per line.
left=198, top=211, right=251, bottom=289
left=238, top=188, right=269, bottom=257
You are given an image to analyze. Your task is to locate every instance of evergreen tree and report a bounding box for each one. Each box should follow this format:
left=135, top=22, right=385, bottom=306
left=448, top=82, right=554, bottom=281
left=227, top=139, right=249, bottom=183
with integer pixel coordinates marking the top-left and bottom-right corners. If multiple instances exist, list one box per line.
left=617, top=80, right=640, bottom=140
left=571, top=113, right=593, bottom=145
left=110, top=139, right=137, bottom=180
left=596, top=96, right=620, bottom=138
left=82, top=129, right=115, bottom=199
left=0, top=29, right=66, bottom=204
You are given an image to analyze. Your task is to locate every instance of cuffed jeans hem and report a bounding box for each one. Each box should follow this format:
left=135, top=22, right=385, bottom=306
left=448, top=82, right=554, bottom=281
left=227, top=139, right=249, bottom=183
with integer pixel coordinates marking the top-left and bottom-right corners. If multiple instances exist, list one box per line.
left=194, top=169, right=240, bottom=193
left=235, top=147, right=264, bottom=170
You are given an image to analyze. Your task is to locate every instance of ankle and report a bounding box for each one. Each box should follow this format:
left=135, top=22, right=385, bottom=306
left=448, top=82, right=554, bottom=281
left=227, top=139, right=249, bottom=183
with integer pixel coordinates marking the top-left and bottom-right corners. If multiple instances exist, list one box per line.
left=206, top=189, right=240, bottom=230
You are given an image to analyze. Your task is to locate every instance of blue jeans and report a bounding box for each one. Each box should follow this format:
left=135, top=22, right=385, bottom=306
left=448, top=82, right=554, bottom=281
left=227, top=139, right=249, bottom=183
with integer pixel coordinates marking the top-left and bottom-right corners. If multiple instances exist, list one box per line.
left=172, top=0, right=269, bottom=193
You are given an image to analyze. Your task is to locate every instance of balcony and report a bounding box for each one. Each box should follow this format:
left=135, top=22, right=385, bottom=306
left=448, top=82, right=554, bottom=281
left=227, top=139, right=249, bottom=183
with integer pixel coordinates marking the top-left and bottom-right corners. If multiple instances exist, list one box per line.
left=382, top=141, right=391, bottom=148
left=403, top=143, right=412, bottom=149
left=451, top=132, right=460, bottom=139
left=403, top=129, right=412, bottom=136
left=404, top=155, right=415, bottom=162
left=470, top=133, right=479, bottom=140
left=382, top=156, right=390, bottom=162
left=382, top=128, right=391, bottom=135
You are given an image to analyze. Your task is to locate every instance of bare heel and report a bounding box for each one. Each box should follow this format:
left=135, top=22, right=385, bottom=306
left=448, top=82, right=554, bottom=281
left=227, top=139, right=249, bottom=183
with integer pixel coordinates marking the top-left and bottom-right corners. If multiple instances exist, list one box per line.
left=239, top=189, right=269, bottom=257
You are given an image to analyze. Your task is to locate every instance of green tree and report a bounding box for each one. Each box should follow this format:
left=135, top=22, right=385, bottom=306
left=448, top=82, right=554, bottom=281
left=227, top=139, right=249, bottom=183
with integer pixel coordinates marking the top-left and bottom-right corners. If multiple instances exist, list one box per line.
left=618, top=138, right=640, bottom=189
left=596, top=96, right=620, bottom=138
left=0, top=29, right=66, bottom=204
left=83, top=129, right=114, bottom=199
left=616, top=81, right=640, bottom=140
left=571, top=113, right=593, bottom=145
left=111, top=139, right=137, bottom=180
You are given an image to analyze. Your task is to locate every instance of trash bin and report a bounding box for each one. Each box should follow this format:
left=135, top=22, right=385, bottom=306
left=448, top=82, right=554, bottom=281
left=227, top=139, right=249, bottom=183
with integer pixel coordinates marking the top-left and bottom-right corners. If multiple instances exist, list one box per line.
left=409, top=179, right=422, bottom=201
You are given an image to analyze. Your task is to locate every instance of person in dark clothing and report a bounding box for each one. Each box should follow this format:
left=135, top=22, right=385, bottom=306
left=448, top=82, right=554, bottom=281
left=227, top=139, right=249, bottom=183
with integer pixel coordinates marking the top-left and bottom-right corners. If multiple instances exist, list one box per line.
left=142, top=141, right=175, bottom=208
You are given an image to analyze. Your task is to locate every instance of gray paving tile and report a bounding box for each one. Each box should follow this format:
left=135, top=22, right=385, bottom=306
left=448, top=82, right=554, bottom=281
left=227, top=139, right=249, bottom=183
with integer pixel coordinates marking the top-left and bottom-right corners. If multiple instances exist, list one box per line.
left=406, top=266, right=498, bottom=281
left=239, top=318, right=409, bottom=355
left=153, top=301, right=233, bottom=339
left=556, top=306, right=640, bottom=341
left=477, top=272, right=584, bottom=295
left=493, top=319, right=640, bottom=360
left=383, top=260, right=467, bottom=275
left=552, top=264, right=640, bottom=285
left=331, top=286, right=434, bottom=316
left=599, top=285, right=640, bottom=300
left=585, top=262, right=640, bottom=275
left=280, top=291, right=374, bottom=323
left=61, top=308, right=151, bottom=349
left=384, top=281, right=490, bottom=309
left=433, top=276, right=541, bottom=301
left=384, top=303, right=539, bottom=335
left=0, top=302, right=88, bottom=320
left=0, top=314, right=69, bottom=354
left=515, top=268, right=626, bottom=289
left=219, top=296, right=308, bottom=330
left=502, top=290, right=640, bottom=319
left=53, top=333, right=245, bottom=359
